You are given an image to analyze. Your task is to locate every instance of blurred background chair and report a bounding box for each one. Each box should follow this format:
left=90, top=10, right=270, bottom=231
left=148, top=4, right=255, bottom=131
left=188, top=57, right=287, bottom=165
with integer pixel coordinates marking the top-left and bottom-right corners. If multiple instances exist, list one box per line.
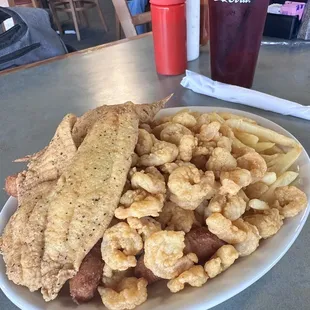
left=6, top=0, right=40, bottom=7
left=112, top=0, right=151, bottom=39
left=49, top=0, right=108, bottom=41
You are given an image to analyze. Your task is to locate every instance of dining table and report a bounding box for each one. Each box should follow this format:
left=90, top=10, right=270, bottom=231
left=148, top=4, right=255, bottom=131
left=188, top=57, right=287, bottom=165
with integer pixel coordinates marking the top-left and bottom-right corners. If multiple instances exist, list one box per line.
left=0, top=32, right=310, bottom=310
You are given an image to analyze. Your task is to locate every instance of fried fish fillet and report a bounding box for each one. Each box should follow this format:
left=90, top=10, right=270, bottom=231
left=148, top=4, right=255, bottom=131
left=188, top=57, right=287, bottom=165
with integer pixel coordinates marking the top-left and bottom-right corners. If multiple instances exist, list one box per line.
left=71, top=95, right=172, bottom=147
left=41, top=101, right=165, bottom=301
left=0, top=114, right=77, bottom=291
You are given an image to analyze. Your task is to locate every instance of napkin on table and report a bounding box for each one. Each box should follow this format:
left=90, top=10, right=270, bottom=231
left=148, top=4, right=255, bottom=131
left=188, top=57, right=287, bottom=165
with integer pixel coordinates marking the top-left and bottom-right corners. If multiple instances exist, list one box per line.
left=181, top=70, right=310, bottom=121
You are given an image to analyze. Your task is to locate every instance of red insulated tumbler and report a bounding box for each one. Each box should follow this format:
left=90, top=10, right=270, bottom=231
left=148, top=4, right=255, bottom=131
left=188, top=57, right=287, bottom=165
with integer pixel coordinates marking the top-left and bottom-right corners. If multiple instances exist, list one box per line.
left=150, top=0, right=187, bottom=75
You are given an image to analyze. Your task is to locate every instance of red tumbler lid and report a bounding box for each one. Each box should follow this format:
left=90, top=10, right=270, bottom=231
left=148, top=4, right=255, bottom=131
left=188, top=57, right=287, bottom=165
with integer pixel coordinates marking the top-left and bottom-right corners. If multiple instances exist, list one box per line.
left=150, top=0, right=185, bottom=5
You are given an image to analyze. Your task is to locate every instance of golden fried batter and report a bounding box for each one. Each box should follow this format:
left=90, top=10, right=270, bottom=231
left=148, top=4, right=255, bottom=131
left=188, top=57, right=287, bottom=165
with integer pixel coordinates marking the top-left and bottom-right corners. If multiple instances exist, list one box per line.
left=0, top=114, right=77, bottom=291
left=41, top=102, right=164, bottom=301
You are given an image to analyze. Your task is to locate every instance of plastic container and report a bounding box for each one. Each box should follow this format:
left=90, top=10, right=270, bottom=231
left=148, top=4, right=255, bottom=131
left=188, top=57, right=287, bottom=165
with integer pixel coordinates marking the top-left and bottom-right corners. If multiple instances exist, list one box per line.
left=186, top=0, right=200, bottom=61
left=150, top=0, right=187, bottom=75
left=264, top=13, right=300, bottom=39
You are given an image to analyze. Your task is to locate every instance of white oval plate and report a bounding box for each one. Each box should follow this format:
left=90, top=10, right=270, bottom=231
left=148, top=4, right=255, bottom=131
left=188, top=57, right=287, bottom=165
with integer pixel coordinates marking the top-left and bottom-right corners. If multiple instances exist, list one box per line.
left=1, top=107, right=309, bottom=310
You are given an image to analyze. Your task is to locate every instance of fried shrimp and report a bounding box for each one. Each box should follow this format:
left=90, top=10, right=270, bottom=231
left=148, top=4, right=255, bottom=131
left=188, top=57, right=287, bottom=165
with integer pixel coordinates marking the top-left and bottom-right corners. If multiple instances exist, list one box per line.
left=273, top=186, right=307, bottom=218
left=192, top=142, right=216, bottom=161
left=167, top=266, right=208, bottom=293
left=152, top=115, right=172, bottom=127
left=178, top=135, right=198, bottom=162
left=244, top=209, right=284, bottom=239
left=159, top=162, right=180, bottom=174
left=237, top=152, right=267, bottom=182
left=198, top=122, right=221, bottom=142
left=101, top=223, right=143, bottom=271
left=130, top=167, right=166, bottom=194
left=218, top=179, right=241, bottom=196
left=115, top=190, right=165, bottom=219
left=219, top=169, right=252, bottom=196
left=159, top=161, right=193, bottom=174
left=127, top=217, right=161, bottom=241
left=152, top=122, right=173, bottom=138
left=206, top=147, right=237, bottom=178
left=172, top=111, right=197, bottom=128
left=98, top=277, right=147, bottom=310
left=168, top=165, right=215, bottom=210
left=160, top=123, right=193, bottom=145
left=102, top=266, right=135, bottom=290
left=206, top=195, right=246, bottom=221
left=135, top=129, right=153, bottom=156
left=138, top=136, right=179, bottom=167
left=119, top=189, right=148, bottom=206
left=233, top=219, right=261, bottom=256
left=220, top=169, right=252, bottom=189
left=192, top=113, right=210, bottom=133
left=206, top=194, right=226, bottom=216
left=217, top=136, right=232, bottom=152
left=206, top=213, right=247, bottom=244
left=204, top=245, right=239, bottom=278
left=157, top=201, right=196, bottom=233
left=222, top=196, right=247, bottom=221
left=144, top=231, right=198, bottom=279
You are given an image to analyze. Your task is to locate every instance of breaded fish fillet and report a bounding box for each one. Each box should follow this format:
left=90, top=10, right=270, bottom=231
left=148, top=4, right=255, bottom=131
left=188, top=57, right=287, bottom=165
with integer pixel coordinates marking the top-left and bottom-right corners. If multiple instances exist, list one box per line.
left=71, top=95, right=172, bottom=147
left=0, top=114, right=77, bottom=290
left=41, top=101, right=165, bottom=301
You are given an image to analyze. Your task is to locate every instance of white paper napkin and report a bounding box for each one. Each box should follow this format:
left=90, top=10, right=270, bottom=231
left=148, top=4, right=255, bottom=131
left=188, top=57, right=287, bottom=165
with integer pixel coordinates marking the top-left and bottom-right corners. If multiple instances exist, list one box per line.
left=181, top=70, right=310, bottom=121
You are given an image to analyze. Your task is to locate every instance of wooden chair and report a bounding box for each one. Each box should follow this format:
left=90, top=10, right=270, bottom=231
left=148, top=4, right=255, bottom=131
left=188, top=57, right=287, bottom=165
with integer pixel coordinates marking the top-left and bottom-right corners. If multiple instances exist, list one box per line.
left=112, top=0, right=151, bottom=39
left=7, top=0, right=40, bottom=8
left=49, top=0, right=108, bottom=41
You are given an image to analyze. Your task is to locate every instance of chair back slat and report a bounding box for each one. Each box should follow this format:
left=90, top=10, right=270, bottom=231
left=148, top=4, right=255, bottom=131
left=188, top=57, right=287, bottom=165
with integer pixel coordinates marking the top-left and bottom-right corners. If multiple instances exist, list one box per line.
left=112, top=0, right=151, bottom=38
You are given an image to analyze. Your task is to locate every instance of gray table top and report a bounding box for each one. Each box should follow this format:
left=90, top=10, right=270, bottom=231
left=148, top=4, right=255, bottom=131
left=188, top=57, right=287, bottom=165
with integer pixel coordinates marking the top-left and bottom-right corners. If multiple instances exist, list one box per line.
left=0, top=34, right=310, bottom=310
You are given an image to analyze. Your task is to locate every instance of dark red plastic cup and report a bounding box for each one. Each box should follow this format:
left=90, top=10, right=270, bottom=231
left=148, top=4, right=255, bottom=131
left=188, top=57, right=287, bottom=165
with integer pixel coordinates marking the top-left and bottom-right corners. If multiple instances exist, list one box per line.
left=209, top=0, right=269, bottom=88
left=150, top=0, right=187, bottom=75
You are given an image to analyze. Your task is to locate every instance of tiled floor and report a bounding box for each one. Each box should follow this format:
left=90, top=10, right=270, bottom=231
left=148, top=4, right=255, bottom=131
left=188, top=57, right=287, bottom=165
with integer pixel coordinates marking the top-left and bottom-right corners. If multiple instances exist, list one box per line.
left=58, top=0, right=118, bottom=51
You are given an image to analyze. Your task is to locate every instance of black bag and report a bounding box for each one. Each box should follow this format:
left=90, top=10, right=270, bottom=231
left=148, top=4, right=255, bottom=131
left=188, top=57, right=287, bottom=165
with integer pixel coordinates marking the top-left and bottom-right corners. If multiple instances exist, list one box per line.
left=0, top=6, right=68, bottom=71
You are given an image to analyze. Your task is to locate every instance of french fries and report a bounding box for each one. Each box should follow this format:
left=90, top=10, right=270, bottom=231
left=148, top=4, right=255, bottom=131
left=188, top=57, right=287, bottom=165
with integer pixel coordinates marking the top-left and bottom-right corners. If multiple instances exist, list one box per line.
left=266, top=155, right=285, bottom=168
left=260, top=172, right=277, bottom=185
left=252, top=142, right=275, bottom=153
left=248, top=199, right=269, bottom=210
left=263, top=145, right=285, bottom=155
left=260, top=171, right=299, bottom=202
left=268, top=147, right=302, bottom=176
left=261, top=154, right=281, bottom=163
left=257, top=136, right=270, bottom=142
left=231, top=137, right=254, bottom=154
left=234, top=132, right=275, bottom=153
left=225, top=119, right=299, bottom=148
left=217, top=112, right=257, bottom=124
left=234, top=132, right=259, bottom=146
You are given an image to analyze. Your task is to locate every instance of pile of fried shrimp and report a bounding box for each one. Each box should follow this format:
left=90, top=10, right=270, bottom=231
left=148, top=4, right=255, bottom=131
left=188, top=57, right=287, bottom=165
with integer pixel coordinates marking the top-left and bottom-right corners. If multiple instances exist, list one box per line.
left=73, top=110, right=310, bottom=310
